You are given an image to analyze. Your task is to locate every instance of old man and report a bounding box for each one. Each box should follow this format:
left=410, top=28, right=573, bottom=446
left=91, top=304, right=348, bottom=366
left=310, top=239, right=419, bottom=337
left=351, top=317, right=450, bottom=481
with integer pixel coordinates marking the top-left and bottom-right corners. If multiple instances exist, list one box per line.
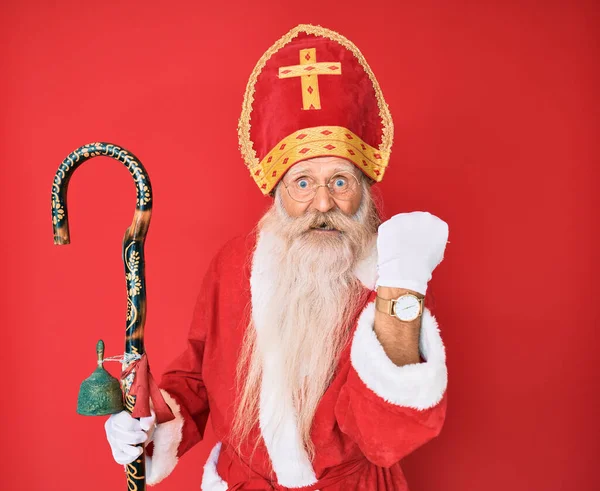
left=105, top=24, right=449, bottom=490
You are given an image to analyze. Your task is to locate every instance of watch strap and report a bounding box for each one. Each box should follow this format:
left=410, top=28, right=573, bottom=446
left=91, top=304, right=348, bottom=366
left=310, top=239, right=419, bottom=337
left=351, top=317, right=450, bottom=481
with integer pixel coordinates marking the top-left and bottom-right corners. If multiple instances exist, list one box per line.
left=375, top=295, right=394, bottom=316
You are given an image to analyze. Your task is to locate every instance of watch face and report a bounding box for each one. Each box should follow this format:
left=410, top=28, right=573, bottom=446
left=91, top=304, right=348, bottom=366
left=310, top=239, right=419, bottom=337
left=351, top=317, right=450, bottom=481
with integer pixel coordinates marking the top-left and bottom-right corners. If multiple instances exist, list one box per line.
left=393, top=294, right=421, bottom=321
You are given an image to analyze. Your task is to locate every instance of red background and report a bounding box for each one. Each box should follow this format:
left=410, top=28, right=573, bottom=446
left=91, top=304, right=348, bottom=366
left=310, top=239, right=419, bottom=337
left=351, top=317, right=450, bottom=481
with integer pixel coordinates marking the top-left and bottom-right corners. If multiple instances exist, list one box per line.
left=1, top=1, right=598, bottom=490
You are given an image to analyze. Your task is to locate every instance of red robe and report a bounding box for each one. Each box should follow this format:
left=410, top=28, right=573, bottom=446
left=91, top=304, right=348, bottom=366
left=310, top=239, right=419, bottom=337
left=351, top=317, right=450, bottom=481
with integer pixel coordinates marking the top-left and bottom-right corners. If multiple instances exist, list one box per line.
left=145, top=230, right=448, bottom=490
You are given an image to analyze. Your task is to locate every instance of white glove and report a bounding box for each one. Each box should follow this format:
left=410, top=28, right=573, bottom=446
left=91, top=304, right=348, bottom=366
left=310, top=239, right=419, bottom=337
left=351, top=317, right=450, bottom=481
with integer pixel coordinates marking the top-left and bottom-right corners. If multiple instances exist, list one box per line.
left=104, top=410, right=156, bottom=465
left=376, top=211, right=449, bottom=295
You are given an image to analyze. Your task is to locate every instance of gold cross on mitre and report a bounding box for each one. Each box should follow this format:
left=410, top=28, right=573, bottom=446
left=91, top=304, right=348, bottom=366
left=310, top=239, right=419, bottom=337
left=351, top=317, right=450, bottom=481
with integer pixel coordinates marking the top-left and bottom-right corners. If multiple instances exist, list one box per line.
left=278, top=48, right=342, bottom=110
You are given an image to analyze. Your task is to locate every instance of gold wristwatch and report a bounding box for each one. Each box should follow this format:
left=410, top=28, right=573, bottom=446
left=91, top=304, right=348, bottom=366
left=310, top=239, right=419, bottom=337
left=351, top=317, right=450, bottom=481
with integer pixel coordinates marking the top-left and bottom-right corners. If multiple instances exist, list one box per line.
left=375, top=292, right=424, bottom=322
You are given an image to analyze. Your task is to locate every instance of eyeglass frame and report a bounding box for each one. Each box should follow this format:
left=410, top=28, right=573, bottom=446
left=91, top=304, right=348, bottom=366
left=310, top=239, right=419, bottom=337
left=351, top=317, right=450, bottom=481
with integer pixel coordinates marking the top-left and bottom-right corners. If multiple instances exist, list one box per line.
left=281, top=169, right=362, bottom=203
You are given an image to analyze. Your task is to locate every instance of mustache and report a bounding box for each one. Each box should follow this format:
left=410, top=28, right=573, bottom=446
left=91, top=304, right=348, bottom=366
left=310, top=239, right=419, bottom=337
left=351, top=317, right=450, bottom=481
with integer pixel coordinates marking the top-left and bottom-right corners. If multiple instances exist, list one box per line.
left=295, top=208, right=358, bottom=233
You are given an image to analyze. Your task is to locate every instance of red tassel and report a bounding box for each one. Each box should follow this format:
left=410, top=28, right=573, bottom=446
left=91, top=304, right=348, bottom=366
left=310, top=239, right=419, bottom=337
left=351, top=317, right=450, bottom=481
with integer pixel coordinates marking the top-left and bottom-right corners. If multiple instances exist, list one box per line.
left=121, top=354, right=175, bottom=424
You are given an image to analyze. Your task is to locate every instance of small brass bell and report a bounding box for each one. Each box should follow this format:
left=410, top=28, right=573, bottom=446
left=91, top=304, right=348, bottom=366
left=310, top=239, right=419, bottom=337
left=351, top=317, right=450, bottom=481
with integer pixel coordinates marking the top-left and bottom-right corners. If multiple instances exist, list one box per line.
left=77, top=340, right=124, bottom=416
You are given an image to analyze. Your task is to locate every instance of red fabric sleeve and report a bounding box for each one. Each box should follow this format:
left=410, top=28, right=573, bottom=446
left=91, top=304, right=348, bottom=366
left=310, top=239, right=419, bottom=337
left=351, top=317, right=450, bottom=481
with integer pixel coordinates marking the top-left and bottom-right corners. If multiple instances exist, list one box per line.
left=335, top=366, right=447, bottom=468
left=334, top=296, right=448, bottom=468
left=158, top=255, right=221, bottom=458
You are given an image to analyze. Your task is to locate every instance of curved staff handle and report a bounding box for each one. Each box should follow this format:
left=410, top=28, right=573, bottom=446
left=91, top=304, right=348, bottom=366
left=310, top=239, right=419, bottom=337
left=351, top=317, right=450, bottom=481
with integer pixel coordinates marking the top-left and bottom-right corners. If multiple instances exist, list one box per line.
left=51, top=142, right=152, bottom=491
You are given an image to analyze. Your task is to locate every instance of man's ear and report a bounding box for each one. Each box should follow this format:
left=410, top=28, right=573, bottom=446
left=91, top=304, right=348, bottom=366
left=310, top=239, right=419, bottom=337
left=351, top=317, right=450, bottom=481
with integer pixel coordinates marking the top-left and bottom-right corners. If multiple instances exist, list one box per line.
left=269, top=181, right=281, bottom=199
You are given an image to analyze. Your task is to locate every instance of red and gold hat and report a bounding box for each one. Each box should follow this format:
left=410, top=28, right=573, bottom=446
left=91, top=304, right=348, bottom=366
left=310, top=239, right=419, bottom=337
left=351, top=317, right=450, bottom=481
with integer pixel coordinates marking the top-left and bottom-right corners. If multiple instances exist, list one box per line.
left=238, top=24, right=394, bottom=195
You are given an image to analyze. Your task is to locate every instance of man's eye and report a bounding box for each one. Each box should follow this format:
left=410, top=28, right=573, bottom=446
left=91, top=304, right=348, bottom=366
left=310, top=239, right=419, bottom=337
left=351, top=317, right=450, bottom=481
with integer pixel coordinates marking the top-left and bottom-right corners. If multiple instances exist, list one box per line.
left=334, top=177, right=347, bottom=187
left=296, top=178, right=311, bottom=189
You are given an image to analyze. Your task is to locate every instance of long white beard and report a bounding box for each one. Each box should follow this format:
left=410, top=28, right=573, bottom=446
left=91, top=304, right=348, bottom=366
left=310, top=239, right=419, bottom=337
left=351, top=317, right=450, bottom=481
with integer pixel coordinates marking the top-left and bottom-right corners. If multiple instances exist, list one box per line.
left=232, top=182, right=380, bottom=460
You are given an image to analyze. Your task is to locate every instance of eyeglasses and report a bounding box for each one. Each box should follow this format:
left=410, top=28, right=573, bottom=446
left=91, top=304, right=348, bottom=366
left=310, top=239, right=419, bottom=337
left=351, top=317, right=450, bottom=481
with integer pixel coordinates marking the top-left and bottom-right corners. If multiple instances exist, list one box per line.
left=282, top=171, right=360, bottom=203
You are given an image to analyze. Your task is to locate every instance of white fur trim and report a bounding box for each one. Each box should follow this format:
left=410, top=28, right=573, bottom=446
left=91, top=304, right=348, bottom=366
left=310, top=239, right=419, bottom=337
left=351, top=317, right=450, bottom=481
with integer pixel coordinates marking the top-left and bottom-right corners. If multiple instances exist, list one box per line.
left=146, top=390, right=184, bottom=485
left=350, top=302, right=447, bottom=409
left=201, top=442, right=229, bottom=491
left=250, top=231, right=319, bottom=488
left=353, top=236, right=378, bottom=290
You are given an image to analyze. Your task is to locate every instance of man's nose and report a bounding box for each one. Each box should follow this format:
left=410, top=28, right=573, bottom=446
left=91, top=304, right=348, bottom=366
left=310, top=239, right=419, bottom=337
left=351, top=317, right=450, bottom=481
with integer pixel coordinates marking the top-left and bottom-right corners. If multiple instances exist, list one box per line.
left=310, top=185, right=336, bottom=213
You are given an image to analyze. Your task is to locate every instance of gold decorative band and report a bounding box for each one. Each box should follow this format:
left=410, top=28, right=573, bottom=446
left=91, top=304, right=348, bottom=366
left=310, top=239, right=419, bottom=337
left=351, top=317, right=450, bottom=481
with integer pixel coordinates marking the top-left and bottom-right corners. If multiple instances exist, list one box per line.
left=249, top=126, right=389, bottom=195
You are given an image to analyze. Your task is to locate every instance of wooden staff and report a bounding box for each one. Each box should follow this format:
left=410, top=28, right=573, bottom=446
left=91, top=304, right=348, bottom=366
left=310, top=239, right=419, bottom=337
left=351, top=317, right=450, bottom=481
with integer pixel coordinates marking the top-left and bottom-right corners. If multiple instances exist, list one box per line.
left=52, top=142, right=152, bottom=491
